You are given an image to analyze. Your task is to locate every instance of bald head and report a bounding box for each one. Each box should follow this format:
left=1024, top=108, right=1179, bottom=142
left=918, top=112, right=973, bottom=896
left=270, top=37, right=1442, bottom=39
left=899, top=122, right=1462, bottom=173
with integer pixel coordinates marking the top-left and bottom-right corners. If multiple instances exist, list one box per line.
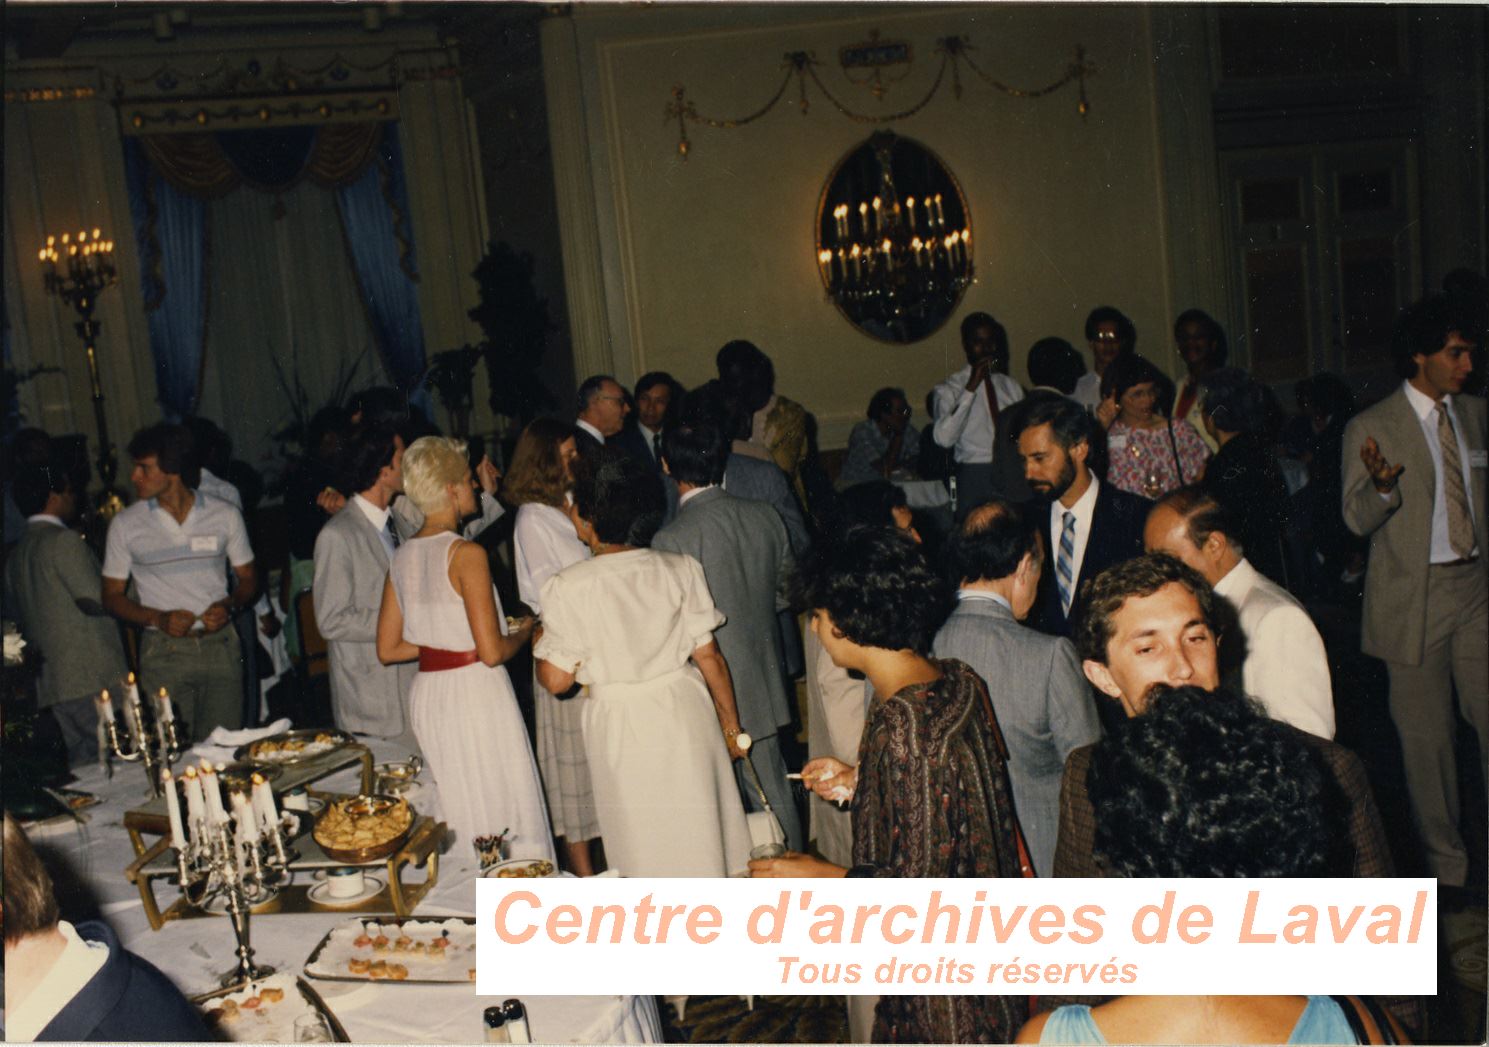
left=1142, top=487, right=1239, bottom=586
left=947, top=498, right=1043, bottom=619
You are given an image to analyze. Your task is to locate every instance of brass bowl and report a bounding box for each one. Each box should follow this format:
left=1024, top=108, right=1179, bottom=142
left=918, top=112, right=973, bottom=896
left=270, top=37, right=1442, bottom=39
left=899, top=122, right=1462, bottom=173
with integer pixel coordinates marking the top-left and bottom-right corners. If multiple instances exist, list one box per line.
left=313, top=794, right=415, bottom=864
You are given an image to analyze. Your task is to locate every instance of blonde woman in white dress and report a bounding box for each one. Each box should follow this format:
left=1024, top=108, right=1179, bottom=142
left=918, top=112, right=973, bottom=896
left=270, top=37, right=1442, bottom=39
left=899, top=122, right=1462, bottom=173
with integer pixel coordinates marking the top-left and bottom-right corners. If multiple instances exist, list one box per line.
left=534, top=450, right=752, bottom=877
left=377, top=436, right=554, bottom=861
left=507, top=418, right=601, bottom=876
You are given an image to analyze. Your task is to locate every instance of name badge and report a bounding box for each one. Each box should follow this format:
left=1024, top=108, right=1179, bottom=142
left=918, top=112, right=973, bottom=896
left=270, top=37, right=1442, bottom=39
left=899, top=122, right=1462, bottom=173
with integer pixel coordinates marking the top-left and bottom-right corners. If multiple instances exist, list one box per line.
left=190, top=535, right=220, bottom=553
left=1107, top=435, right=1129, bottom=452
left=1470, top=450, right=1488, bottom=469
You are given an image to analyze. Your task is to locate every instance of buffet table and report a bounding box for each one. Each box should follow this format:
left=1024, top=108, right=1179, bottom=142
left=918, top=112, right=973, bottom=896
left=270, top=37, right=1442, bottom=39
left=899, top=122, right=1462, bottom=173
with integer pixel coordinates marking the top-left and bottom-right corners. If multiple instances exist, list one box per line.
left=25, top=734, right=664, bottom=1044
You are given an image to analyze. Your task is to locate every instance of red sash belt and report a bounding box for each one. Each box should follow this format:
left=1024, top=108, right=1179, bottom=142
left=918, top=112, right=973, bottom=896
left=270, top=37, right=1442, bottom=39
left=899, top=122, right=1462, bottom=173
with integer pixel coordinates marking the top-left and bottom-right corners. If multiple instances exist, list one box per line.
left=418, top=647, right=479, bottom=672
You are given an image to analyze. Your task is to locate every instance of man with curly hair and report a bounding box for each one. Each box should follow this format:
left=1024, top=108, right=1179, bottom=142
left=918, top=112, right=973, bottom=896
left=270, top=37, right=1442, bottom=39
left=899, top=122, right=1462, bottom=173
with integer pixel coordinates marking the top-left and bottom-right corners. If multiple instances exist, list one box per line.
left=1045, top=552, right=1418, bottom=1034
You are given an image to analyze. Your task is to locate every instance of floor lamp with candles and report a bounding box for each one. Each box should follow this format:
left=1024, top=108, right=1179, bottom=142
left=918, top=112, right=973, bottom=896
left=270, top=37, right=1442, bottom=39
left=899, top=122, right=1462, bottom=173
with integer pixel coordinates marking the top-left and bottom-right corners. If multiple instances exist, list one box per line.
left=39, top=229, right=125, bottom=518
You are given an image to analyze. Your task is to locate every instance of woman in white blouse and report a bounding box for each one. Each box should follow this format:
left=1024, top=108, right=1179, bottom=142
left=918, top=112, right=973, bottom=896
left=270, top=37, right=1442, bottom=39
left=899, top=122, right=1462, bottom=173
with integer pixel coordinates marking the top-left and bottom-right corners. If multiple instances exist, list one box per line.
left=507, top=419, right=600, bottom=876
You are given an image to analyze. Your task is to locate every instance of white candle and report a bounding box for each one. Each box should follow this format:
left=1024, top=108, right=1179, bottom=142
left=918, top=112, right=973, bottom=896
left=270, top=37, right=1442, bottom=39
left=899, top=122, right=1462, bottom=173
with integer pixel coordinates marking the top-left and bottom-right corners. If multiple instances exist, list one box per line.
left=182, top=766, right=205, bottom=835
left=162, top=770, right=187, bottom=849
left=906, top=197, right=918, bottom=232
left=871, top=196, right=882, bottom=236
left=201, top=762, right=227, bottom=824
left=97, top=690, right=115, bottom=724
left=156, top=687, right=174, bottom=723
left=126, top=672, right=142, bottom=711
left=251, top=773, right=279, bottom=834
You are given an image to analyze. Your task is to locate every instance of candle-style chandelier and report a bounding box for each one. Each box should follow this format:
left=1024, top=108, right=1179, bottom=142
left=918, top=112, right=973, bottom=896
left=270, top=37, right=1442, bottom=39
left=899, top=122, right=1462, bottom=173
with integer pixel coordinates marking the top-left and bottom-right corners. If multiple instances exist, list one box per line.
left=38, top=228, right=124, bottom=515
left=815, top=131, right=973, bottom=344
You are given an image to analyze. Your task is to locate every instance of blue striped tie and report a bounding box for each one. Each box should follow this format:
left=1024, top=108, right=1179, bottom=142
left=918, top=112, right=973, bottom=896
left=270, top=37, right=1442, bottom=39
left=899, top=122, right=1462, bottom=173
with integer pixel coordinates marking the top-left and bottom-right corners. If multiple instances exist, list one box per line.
left=1056, top=510, right=1077, bottom=615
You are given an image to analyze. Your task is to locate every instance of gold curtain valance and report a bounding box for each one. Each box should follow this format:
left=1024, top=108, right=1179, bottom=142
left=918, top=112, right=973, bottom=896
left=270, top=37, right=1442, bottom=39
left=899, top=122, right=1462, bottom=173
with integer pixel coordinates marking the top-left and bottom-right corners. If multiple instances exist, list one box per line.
left=137, top=120, right=382, bottom=199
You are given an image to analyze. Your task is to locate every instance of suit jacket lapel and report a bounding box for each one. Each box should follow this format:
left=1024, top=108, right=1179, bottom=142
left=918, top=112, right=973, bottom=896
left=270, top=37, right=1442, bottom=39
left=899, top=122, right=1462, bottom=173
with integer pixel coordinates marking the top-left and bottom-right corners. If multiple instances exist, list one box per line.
left=1388, top=389, right=1436, bottom=504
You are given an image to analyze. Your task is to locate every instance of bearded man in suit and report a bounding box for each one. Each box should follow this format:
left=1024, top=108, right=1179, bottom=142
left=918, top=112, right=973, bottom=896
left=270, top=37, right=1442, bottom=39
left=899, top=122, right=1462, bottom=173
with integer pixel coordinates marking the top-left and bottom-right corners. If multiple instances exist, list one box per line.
left=1014, top=395, right=1150, bottom=639
left=1342, top=293, right=1487, bottom=889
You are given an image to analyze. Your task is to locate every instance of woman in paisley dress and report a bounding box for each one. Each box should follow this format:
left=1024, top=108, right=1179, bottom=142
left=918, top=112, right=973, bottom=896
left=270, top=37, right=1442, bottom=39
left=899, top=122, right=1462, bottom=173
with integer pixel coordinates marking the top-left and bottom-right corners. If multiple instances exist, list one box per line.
left=749, top=524, right=1028, bottom=1044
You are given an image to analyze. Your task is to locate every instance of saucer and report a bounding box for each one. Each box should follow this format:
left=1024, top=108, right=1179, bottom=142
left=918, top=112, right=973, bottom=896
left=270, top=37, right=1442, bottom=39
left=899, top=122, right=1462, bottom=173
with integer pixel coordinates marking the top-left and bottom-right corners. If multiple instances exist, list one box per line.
left=308, top=873, right=385, bottom=907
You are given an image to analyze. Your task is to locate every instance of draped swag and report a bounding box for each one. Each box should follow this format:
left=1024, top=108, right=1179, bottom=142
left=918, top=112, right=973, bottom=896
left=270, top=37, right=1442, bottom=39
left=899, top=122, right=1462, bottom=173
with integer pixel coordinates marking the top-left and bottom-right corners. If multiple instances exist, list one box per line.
left=122, top=121, right=425, bottom=419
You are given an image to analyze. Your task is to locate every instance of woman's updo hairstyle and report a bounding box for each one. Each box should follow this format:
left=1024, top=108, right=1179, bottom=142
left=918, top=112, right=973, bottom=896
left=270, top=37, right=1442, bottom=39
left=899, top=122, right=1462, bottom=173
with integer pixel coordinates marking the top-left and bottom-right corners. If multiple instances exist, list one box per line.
left=401, top=436, right=469, bottom=516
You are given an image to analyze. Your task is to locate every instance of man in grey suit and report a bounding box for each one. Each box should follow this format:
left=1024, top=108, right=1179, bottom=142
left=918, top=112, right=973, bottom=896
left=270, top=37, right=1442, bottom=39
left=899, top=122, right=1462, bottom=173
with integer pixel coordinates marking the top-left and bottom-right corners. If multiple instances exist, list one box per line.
left=2, top=459, right=128, bottom=764
left=933, top=501, right=1100, bottom=876
left=314, top=426, right=505, bottom=741
left=314, top=426, right=414, bottom=739
left=652, top=404, right=803, bottom=850
left=1343, top=293, right=1487, bottom=889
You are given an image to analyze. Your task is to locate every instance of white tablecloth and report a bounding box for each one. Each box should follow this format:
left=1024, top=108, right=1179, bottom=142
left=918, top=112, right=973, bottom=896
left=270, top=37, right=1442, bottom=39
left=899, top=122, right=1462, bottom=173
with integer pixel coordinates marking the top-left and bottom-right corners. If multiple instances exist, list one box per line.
left=28, top=735, right=663, bottom=1044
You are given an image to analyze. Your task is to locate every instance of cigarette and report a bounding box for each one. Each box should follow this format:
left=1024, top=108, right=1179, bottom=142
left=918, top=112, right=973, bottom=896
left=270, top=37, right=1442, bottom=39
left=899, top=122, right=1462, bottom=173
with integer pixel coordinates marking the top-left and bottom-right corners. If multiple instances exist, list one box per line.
left=785, top=773, right=805, bottom=780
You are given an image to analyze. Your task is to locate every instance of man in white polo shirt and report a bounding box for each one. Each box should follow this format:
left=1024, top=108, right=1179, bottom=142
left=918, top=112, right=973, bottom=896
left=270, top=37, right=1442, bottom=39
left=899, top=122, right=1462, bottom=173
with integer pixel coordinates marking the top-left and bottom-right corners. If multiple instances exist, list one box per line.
left=102, top=423, right=257, bottom=741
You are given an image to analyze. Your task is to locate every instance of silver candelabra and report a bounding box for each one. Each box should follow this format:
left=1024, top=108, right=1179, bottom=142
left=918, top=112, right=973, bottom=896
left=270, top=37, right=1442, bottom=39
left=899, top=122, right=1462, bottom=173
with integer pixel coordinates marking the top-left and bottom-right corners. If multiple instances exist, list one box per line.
left=98, top=678, right=182, bottom=796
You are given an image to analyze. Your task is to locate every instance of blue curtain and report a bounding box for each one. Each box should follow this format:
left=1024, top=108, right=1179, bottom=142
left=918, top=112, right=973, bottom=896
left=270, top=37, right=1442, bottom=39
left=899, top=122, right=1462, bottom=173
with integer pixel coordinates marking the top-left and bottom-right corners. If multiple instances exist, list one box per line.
left=123, top=137, right=208, bottom=420
left=335, top=124, right=427, bottom=398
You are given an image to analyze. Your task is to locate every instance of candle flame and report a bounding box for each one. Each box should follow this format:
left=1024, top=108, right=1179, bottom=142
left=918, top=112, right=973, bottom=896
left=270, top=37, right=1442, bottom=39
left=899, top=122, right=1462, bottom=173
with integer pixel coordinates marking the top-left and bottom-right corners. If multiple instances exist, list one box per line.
left=251, top=772, right=265, bottom=784
left=881, top=239, right=892, bottom=253
left=92, top=228, right=101, bottom=239
left=61, top=233, right=70, bottom=244
left=183, top=766, right=198, bottom=779
left=850, top=244, right=861, bottom=258
left=818, top=249, right=832, bottom=263
left=906, top=196, right=916, bottom=208
left=128, top=671, right=136, bottom=683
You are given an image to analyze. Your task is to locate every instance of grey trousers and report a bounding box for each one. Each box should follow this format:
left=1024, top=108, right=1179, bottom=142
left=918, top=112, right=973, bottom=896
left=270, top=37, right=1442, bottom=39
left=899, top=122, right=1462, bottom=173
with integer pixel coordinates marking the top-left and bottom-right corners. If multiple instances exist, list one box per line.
left=732, top=731, right=804, bottom=852
left=50, top=692, right=105, bottom=767
left=139, top=628, right=245, bottom=742
left=1383, top=561, right=1489, bottom=886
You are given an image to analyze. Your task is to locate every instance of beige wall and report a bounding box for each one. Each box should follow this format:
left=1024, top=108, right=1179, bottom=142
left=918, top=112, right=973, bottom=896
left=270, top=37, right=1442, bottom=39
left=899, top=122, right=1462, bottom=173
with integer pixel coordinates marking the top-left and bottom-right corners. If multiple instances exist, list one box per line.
left=544, top=3, right=1180, bottom=446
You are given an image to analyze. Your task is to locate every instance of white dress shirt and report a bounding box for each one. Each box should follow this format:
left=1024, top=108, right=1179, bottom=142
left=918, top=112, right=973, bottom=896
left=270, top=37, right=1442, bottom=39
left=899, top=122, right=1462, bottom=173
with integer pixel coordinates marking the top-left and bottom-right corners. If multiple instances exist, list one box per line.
left=1214, top=557, right=1335, bottom=739
left=513, top=503, right=590, bottom=614
left=1047, top=475, right=1100, bottom=587
left=353, top=493, right=396, bottom=562
left=26, top=513, right=67, bottom=529
left=1401, top=381, right=1479, bottom=562
left=576, top=418, right=606, bottom=445
left=930, top=367, right=1025, bottom=464
left=638, top=422, right=663, bottom=463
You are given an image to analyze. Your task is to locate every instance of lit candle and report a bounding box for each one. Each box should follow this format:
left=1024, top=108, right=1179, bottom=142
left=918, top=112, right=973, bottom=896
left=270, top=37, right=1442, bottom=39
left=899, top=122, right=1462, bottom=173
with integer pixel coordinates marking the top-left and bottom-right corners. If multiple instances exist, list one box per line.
left=182, top=766, right=205, bottom=836
left=857, top=202, right=868, bottom=238
left=91, top=227, right=101, bottom=239
left=906, top=197, right=918, bottom=232
left=911, top=237, right=926, bottom=269
left=871, top=196, right=882, bottom=236
left=251, top=773, right=279, bottom=834
left=61, top=233, right=70, bottom=244
left=96, top=689, right=115, bottom=724
left=935, top=194, right=947, bottom=229
left=880, top=238, right=893, bottom=272
left=156, top=687, right=174, bottom=723
left=230, top=790, right=257, bottom=861
left=849, top=243, right=862, bottom=282
left=162, top=770, right=187, bottom=848
left=818, top=249, right=834, bottom=285
left=201, top=761, right=227, bottom=824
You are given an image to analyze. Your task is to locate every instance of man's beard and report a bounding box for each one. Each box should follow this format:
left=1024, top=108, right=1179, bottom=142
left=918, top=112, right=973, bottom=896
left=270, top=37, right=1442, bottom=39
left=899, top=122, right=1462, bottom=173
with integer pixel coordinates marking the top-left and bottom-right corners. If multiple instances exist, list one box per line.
left=1029, top=459, right=1076, bottom=502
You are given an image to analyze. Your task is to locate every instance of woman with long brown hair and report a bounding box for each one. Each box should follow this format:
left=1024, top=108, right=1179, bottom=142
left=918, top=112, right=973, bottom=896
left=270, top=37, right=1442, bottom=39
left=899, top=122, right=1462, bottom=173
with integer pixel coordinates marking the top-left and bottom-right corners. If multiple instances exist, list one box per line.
left=506, top=418, right=601, bottom=875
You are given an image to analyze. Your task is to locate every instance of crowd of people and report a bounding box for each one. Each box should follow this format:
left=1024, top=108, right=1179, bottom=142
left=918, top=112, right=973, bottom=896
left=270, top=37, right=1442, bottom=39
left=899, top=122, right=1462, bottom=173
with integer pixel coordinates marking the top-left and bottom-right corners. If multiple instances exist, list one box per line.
left=2, top=284, right=1484, bottom=1043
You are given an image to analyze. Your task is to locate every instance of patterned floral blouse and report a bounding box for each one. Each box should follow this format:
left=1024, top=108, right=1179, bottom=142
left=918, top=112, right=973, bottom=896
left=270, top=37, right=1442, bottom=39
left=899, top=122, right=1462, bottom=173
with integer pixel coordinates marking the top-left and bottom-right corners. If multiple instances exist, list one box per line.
left=1104, top=418, right=1211, bottom=499
left=848, top=658, right=1027, bottom=1044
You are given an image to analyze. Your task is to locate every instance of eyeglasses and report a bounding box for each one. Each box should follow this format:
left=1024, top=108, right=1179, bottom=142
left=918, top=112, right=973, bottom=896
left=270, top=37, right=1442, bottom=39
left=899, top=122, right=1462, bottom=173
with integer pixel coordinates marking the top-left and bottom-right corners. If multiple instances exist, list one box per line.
left=595, top=395, right=626, bottom=404
left=1091, top=333, right=1121, bottom=343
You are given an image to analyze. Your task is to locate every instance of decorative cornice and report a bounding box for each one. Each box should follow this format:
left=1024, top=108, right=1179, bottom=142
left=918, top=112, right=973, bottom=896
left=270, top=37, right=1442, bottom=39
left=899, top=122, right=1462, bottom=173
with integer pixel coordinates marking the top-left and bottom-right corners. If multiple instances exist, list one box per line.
left=4, top=86, right=98, bottom=103
left=118, top=90, right=398, bottom=133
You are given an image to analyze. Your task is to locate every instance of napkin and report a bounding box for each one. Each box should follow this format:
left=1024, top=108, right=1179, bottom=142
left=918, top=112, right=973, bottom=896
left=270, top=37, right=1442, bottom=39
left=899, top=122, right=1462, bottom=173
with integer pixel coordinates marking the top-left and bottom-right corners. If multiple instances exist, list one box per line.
left=192, top=717, right=293, bottom=764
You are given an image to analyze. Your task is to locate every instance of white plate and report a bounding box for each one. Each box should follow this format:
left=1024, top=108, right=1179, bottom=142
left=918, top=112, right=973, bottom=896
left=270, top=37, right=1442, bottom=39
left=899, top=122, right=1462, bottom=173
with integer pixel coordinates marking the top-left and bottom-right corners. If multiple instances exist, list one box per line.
left=481, top=857, right=558, bottom=879
left=308, top=873, right=386, bottom=907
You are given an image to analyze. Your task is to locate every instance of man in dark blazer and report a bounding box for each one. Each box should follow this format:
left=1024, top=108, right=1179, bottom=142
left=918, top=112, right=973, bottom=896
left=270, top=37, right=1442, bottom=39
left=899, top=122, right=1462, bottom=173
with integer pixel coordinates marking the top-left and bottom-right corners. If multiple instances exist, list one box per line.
left=610, top=371, right=679, bottom=476
left=1044, top=552, right=1418, bottom=1033
left=573, top=374, right=629, bottom=457
left=652, top=404, right=802, bottom=851
left=1013, top=396, right=1149, bottom=637
left=3, top=814, right=209, bottom=1042
left=932, top=501, right=1100, bottom=876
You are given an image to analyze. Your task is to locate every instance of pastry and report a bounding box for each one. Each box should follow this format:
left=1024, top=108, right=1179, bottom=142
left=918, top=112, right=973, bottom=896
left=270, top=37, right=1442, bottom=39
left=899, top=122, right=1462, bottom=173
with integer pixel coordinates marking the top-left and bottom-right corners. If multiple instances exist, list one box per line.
left=241, top=996, right=262, bottom=1010
left=388, top=963, right=409, bottom=980
left=349, top=958, right=370, bottom=974
left=259, top=986, right=284, bottom=1003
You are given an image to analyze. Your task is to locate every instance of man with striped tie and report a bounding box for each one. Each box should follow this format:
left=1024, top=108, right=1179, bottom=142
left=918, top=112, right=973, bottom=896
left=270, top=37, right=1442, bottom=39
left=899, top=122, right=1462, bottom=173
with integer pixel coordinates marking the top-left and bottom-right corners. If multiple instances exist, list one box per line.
left=1342, top=293, right=1487, bottom=893
left=1014, top=397, right=1149, bottom=640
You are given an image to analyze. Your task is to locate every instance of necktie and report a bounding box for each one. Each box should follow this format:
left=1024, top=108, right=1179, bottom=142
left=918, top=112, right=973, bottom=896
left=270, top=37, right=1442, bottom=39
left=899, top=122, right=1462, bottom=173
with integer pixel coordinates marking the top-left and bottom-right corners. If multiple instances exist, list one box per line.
left=381, top=518, right=399, bottom=561
left=1437, top=402, right=1476, bottom=558
left=1174, top=381, right=1198, bottom=422
left=1056, top=510, right=1077, bottom=615
left=652, top=431, right=663, bottom=461
left=983, top=374, right=1001, bottom=428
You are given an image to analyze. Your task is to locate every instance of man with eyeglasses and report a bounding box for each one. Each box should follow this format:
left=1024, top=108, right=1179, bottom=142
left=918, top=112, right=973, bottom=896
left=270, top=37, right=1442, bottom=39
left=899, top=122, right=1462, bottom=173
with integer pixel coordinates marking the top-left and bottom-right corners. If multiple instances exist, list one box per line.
left=1072, top=305, right=1135, bottom=412
left=839, top=387, right=921, bottom=487
left=573, top=375, right=630, bottom=457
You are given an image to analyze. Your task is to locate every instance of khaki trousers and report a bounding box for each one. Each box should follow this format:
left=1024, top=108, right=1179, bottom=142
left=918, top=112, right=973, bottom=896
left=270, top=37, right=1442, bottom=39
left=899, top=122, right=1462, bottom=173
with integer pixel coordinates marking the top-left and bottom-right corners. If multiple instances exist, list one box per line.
left=139, top=628, right=245, bottom=742
left=1384, top=561, right=1489, bottom=886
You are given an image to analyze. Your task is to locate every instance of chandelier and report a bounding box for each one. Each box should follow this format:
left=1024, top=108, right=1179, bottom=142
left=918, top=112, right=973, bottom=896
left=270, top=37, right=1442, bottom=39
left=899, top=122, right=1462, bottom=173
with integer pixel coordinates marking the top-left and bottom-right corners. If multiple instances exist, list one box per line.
left=815, top=132, right=973, bottom=344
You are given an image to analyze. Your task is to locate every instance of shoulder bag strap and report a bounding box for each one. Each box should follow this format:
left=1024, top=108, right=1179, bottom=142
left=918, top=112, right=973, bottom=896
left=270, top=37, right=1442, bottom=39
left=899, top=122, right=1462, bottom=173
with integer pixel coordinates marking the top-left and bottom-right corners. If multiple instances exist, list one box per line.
left=1166, top=419, right=1187, bottom=485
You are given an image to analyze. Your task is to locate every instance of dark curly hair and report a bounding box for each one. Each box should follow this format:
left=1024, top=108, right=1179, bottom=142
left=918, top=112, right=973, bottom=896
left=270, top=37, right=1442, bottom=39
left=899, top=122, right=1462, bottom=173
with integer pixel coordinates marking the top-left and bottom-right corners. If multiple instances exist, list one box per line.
left=1074, top=552, right=1219, bottom=664
left=1390, top=293, right=1482, bottom=379
left=1088, top=685, right=1339, bottom=877
left=1098, top=352, right=1167, bottom=404
left=792, top=525, right=952, bottom=655
left=571, top=447, right=664, bottom=548
left=127, top=423, right=200, bottom=489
